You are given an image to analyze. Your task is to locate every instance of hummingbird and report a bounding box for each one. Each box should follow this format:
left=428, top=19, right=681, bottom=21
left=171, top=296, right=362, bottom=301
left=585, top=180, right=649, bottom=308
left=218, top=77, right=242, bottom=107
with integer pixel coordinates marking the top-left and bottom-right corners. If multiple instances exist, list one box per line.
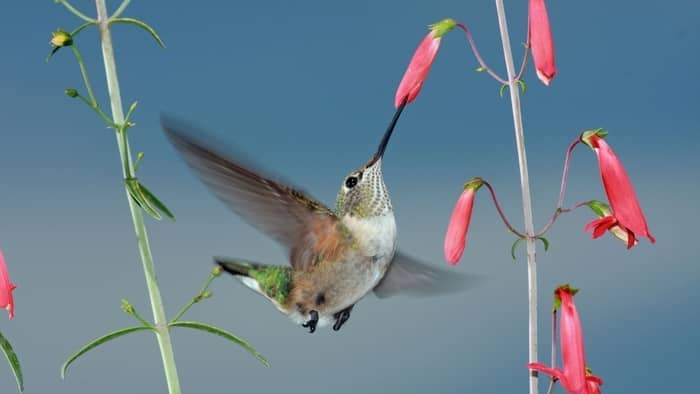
left=161, top=103, right=466, bottom=333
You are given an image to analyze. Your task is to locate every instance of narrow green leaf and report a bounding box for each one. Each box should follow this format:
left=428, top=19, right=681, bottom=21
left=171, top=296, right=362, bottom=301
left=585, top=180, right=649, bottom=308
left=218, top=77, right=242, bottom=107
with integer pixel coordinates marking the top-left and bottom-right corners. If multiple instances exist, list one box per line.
left=124, top=101, right=138, bottom=125
left=516, top=79, right=527, bottom=94
left=110, top=17, right=165, bottom=48
left=169, top=321, right=269, bottom=366
left=499, top=83, right=508, bottom=98
left=46, top=46, right=61, bottom=62
left=537, top=236, right=550, bottom=252
left=511, top=238, right=525, bottom=260
left=71, top=21, right=97, bottom=38
left=133, top=152, right=144, bottom=173
left=125, top=178, right=161, bottom=220
left=0, top=331, right=23, bottom=393
left=139, top=182, right=175, bottom=220
left=61, top=326, right=152, bottom=379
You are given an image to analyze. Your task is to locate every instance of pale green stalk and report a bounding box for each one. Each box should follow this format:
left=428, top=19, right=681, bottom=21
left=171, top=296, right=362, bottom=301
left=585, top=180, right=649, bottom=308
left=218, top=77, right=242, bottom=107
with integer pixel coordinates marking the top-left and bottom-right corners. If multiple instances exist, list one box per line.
left=94, top=1, right=181, bottom=393
left=493, top=1, right=539, bottom=394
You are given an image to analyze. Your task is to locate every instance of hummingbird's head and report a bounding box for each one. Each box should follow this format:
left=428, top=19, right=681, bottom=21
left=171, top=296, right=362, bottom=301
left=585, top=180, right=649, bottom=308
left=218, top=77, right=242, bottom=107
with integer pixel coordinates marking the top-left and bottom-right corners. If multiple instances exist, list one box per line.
left=335, top=101, right=407, bottom=218
left=335, top=157, right=391, bottom=218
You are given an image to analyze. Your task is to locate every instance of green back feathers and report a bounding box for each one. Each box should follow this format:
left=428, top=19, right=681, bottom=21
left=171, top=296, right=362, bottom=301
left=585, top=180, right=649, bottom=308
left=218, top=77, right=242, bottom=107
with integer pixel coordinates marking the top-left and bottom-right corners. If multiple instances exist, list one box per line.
left=250, top=266, right=292, bottom=304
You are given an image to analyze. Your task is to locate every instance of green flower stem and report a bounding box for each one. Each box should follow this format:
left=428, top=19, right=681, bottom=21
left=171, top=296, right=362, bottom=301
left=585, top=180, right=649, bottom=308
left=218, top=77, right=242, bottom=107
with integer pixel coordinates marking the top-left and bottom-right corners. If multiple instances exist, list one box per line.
left=75, top=93, right=118, bottom=128
left=56, top=0, right=96, bottom=23
left=171, top=268, right=221, bottom=323
left=94, top=1, right=181, bottom=393
left=70, top=45, right=97, bottom=106
left=121, top=299, right=155, bottom=328
left=493, top=1, right=539, bottom=394
left=111, top=0, right=131, bottom=19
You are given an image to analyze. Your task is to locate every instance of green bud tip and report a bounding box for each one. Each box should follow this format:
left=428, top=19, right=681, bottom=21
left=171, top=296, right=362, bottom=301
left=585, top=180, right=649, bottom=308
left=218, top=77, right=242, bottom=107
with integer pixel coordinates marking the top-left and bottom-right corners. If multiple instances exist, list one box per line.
left=587, top=200, right=611, bottom=218
left=201, top=291, right=213, bottom=299
left=212, top=266, right=223, bottom=276
left=65, top=88, right=79, bottom=98
left=552, top=283, right=579, bottom=311
left=580, top=128, right=608, bottom=148
left=463, top=177, right=484, bottom=192
left=50, top=29, right=73, bottom=47
left=429, top=18, right=458, bottom=38
left=120, top=300, right=135, bottom=314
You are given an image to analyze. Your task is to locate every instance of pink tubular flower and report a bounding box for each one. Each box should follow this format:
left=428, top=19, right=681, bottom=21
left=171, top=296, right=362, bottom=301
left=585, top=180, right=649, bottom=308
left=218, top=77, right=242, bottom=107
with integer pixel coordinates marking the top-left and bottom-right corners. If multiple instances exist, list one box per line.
left=528, top=285, right=602, bottom=394
left=529, top=0, right=556, bottom=85
left=0, top=249, right=16, bottom=319
left=444, top=177, right=483, bottom=265
left=394, top=18, right=456, bottom=107
left=586, top=369, right=603, bottom=394
left=585, top=200, right=639, bottom=249
left=582, top=130, right=655, bottom=246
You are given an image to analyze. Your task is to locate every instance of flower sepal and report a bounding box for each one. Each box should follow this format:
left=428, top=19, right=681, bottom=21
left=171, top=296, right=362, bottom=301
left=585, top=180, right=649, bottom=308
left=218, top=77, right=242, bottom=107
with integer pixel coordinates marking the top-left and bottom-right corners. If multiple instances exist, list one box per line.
left=552, top=283, right=579, bottom=311
left=580, top=128, right=608, bottom=148
left=428, top=18, right=457, bottom=38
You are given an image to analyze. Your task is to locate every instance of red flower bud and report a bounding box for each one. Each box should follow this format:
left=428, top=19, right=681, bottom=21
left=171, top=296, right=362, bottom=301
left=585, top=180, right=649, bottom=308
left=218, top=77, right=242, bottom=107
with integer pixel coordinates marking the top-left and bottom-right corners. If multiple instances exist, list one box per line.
left=444, top=178, right=483, bottom=265
left=0, top=249, right=16, bottom=319
left=395, top=19, right=456, bottom=107
left=529, top=0, right=556, bottom=85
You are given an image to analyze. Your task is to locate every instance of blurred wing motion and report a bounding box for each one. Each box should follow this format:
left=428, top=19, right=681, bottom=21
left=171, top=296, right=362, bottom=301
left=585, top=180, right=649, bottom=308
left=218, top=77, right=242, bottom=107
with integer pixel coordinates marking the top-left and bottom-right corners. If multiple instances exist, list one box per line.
left=161, top=115, right=348, bottom=271
left=373, top=251, right=478, bottom=298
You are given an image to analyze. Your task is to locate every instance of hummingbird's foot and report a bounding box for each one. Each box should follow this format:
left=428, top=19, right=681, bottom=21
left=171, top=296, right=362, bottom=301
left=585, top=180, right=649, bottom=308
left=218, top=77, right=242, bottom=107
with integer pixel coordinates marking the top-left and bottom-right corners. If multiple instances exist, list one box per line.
left=332, top=304, right=354, bottom=332
left=302, top=310, right=319, bottom=333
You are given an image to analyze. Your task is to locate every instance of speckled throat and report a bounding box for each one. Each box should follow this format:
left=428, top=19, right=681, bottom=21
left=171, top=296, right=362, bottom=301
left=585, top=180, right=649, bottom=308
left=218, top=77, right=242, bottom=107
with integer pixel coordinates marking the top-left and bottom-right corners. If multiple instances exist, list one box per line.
left=338, top=159, right=392, bottom=218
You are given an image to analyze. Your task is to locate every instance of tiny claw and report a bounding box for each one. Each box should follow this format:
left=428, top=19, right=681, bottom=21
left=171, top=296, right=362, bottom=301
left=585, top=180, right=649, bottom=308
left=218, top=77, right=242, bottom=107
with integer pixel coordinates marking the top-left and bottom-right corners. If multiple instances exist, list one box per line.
left=302, top=310, right=319, bottom=333
left=332, top=305, right=354, bottom=332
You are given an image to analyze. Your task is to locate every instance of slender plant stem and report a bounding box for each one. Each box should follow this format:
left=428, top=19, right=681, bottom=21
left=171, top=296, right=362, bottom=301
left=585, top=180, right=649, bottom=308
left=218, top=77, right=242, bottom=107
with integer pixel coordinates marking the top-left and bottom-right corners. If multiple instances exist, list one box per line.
left=493, top=1, right=539, bottom=393
left=536, top=139, right=586, bottom=236
left=481, top=180, right=527, bottom=238
left=94, top=1, right=181, bottom=393
left=536, top=201, right=590, bottom=237
left=171, top=268, right=221, bottom=322
left=71, top=45, right=97, bottom=105
left=111, top=0, right=132, bottom=19
left=515, top=16, right=531, bottom=81
left=456, top=23, right=507, bottom=84
left=57, top=0, right=96, bottom=23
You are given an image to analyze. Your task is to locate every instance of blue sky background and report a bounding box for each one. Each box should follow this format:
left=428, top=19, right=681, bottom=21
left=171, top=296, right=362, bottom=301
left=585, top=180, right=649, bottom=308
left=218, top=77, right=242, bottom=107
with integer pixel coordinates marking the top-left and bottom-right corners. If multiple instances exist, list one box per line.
left=0, top=1, right=698, bottom=393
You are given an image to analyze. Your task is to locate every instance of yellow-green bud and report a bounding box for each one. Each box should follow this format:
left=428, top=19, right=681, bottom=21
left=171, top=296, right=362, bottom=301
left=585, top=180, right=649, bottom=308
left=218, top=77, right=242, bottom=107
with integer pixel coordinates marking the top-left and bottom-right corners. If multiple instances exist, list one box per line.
left=65, top=88, right=78, bottom=98
left=50, top=29, right=73, bottom=47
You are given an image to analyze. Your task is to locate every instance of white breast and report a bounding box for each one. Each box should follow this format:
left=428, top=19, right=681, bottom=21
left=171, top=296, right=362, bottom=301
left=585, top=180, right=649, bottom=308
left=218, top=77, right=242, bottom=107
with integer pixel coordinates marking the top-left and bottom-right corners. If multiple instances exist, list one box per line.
left=342, top=213, right=397, bottom=284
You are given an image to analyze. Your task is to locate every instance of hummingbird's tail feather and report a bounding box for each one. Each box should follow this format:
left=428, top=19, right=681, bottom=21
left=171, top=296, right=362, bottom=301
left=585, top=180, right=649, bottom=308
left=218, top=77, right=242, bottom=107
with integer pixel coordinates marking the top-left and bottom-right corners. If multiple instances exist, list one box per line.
left=214, top=257, right=292, bottom=307
left=215, top=257, right=259, bottom=277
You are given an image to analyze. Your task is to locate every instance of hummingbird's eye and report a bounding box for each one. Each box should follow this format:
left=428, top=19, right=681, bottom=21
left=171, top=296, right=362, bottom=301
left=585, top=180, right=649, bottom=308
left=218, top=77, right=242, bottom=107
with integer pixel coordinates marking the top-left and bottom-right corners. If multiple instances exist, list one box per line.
left=345, top=176, right=358, bottom=189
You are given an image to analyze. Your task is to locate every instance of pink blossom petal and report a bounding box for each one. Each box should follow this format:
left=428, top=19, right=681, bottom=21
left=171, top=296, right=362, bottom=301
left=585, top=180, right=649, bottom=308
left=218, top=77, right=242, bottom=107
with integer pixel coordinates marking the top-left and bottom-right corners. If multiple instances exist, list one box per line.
left=529, top=0, right=556, bottom=85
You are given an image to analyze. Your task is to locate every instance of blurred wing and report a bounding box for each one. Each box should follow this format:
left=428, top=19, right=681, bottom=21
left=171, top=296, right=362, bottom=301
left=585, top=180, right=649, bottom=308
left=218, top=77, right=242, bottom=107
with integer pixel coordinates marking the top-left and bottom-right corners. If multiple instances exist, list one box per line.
left=373, top=251, right=478, bottom=298
left=162, top=116, right=347, bottom=271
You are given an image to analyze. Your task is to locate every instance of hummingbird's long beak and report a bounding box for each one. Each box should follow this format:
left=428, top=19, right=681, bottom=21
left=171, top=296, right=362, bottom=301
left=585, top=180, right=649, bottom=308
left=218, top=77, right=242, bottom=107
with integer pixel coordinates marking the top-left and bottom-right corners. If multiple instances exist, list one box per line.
left=373, top=98, right=408, bottom=161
